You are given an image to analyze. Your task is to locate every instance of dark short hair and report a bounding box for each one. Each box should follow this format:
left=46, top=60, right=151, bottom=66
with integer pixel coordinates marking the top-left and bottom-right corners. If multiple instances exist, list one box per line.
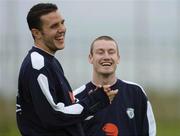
left=90, top=35, right=120, bottom=56
left=27, top=3, right=58, bottom=30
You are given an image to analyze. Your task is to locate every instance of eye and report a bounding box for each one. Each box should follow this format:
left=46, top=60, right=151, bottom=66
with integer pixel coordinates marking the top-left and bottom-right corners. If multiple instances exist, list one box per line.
left=96, top=50, right=104, bottom=55
left=61, top=19, right=65, bottom=25
left=109, top=49, right=116, bottom=54
left=51, top=23, right=59, bottom=29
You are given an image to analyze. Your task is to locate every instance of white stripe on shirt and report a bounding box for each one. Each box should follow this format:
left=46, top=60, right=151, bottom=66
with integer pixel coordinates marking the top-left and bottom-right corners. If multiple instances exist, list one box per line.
left=37, top=74, right=84, bottom=115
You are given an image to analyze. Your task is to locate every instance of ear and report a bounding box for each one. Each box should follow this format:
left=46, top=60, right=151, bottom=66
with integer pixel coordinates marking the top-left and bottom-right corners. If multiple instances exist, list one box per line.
left=88, top=54, right=93, bottom=64
left=31, top=28, right=41, bottom=39
left=117, top=55, right=120, bottom=64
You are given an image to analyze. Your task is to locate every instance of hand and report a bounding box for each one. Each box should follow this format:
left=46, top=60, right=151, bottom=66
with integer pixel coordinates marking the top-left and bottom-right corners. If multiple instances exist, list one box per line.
left=103, top=85, right=118, bottom=104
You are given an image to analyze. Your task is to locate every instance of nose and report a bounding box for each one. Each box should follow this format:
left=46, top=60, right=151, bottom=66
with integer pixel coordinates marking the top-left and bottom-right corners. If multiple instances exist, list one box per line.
left=58, top=24, right=66, bottom=33
left=103, top=52, right=110, bottom=59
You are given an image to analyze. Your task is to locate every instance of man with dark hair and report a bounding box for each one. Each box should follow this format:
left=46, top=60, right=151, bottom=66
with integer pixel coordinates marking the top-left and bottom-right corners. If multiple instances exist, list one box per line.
left=74, top=35, right=156, bottom=136
left=16, top=3, right=118, bottom=136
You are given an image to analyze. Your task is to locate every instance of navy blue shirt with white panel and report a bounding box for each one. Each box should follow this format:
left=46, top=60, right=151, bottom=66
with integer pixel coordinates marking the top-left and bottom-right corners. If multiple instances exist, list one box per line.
left=16, top=46, right=110, bottom=136
left=74, top=79, right=156, bottom=136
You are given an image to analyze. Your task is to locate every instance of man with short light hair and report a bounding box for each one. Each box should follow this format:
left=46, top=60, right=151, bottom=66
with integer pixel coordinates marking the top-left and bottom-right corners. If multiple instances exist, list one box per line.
left=74, top=35, right=156, bottom=136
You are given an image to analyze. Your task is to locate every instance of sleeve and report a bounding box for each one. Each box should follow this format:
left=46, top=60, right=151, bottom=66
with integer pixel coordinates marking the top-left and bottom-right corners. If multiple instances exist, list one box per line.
left=73, top=85, right=88, bottom=100
left=136, top=86, right=156, bottom=136
left=28, top=68, right=110, bottom=129
left=145, top=101, right=156, bottom=136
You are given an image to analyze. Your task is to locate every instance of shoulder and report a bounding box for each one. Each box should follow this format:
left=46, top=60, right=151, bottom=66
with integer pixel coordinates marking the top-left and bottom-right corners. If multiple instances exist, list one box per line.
left=73, top=84, right=86, bottom=96
left=20, top=50, right=47, bottom=79
left=73, top=82, right=94, bottom=98
left=121, top=80, right=147, bottom=96
left=30, top=51, right=45, bottom=70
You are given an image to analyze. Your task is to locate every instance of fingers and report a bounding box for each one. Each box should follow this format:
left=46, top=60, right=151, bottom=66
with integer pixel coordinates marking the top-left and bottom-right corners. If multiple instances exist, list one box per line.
left=103, top=85, right=111, bottom=93
left=102, top=85, right=118, bottom=104
left=106, top=89, right=118, bottom=103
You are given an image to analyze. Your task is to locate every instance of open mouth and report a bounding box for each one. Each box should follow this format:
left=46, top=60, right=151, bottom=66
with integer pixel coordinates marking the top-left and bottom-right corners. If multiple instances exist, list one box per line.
left=55, top=32, right=65, bottom=41
left=100, top=62, right=112, bottom=67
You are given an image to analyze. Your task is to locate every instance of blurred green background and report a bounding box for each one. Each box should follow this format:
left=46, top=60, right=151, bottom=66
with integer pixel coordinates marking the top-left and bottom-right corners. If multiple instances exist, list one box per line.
left=0, top=91, right=180, bottom=136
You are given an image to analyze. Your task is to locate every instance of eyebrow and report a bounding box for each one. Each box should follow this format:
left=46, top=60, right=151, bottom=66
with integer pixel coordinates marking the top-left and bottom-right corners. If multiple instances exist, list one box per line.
left=50, top=19, right=65, bottom=28
left=95, top=48, right=104, bottom=51
left=96, top=48, right=116, bottom=51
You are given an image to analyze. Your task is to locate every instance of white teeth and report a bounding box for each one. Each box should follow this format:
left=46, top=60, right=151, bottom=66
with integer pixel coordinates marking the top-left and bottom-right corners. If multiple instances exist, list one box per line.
left=55, top=36, right=64, bottom=40
left=101, top=62, right=112, bottom=66
left=55, top=33, right=65, bottom=40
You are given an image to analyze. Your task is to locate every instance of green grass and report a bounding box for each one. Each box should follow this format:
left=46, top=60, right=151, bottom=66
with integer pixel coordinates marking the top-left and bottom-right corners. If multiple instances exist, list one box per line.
left=149, top=92, right=180, bottom=136
left=0, top=92, right=180, bottom=135
left=0, top=99, right=19, bottom=136
left=1, top=119, right=180, bottom=136
left=157, top=120, right=180, bottom=136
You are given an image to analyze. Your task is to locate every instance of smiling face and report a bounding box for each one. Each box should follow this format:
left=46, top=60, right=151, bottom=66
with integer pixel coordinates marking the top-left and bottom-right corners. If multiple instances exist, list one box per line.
left=89, top=39, right=120, bottom=77
left=32, top=10, right=66, bottom=54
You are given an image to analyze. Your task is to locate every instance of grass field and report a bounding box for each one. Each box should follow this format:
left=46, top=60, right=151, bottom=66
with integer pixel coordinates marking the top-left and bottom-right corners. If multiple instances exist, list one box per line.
left=157, top=120, right=180, bottom=136
left=0, top=92, right=180, bottom=136
left=149, top=92, right=180, bottom=136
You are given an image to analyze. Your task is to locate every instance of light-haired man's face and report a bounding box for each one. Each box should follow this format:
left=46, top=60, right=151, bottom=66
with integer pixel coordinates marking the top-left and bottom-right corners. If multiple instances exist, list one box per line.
left=89, top=39, right=120, bottom=76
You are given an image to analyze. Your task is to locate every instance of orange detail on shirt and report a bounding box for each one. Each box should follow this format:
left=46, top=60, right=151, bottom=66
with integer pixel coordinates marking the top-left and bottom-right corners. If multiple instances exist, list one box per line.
left=68, top=91, right=75, bottom=103
left=102, top=123, right=119, bottom=136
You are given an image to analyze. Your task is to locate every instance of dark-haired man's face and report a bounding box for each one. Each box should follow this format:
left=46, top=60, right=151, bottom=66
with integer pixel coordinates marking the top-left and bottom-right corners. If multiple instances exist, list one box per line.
left=39, top=10, right=66, bottom=54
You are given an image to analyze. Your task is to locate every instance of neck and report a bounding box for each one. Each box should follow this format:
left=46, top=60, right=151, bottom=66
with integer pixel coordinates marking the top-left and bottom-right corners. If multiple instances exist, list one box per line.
left=34, top=41, right=55, bottom=56
left=92, top=72, right=117, bottom=86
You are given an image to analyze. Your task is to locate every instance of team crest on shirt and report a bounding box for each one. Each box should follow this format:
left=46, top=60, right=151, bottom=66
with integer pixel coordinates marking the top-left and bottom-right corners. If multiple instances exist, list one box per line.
left=126, top=108, right=134, bottom=119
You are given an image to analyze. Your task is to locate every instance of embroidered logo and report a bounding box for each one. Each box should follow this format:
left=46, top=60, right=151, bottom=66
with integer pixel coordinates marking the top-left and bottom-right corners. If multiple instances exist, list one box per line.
left=126, top=108, right=134, bottom=119
left=102, top=123, right=119, bottom=136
